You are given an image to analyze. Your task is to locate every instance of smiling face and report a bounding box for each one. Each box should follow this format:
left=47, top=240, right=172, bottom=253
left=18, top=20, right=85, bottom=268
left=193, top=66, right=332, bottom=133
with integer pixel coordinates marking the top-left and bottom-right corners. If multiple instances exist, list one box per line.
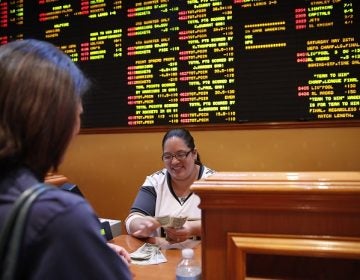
left=162, top=136, right=197, bottom=182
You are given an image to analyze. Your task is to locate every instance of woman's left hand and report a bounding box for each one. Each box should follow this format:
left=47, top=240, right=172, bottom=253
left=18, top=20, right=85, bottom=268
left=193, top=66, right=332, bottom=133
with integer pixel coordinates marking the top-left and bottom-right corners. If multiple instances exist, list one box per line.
left=165, top=227, right=189, bottom=243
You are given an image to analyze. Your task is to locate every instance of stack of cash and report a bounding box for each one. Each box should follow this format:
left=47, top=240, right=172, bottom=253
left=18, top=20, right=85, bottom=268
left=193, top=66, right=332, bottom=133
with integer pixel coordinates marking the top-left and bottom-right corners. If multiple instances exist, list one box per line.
left=130, top=243, right=167, bottom=265
left=156, top=215, right=188, bottom=229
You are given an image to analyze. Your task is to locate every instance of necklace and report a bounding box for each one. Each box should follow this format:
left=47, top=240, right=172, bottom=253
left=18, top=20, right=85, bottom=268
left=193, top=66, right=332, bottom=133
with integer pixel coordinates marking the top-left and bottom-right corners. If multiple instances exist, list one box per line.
left=178, top=196, right=187, bottom=205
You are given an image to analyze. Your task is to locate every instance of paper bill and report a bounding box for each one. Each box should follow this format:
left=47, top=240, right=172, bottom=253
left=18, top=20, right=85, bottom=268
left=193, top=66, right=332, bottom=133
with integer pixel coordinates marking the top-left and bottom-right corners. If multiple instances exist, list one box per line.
left=156, top=215, right=171, bottom=227
left=171, top=216, right=187, bottom=229
left=130, top=243, right=167, bottom=265
left=156, top=215, right=187, bottom=229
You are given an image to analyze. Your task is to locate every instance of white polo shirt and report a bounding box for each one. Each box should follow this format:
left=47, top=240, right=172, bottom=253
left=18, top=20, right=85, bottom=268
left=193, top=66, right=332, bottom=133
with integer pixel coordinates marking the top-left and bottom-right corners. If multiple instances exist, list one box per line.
left=125, top=165, right=215, bottom=236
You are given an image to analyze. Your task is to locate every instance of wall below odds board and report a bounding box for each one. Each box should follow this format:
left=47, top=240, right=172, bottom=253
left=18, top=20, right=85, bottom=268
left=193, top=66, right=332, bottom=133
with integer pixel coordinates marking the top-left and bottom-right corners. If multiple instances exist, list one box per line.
left=59, top=127, right=360, bottom=232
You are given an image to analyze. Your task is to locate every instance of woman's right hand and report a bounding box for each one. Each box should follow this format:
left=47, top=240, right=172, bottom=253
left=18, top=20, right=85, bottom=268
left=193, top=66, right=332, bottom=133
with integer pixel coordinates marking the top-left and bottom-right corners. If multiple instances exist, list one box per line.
left=131, top=216, right=161, bottom=238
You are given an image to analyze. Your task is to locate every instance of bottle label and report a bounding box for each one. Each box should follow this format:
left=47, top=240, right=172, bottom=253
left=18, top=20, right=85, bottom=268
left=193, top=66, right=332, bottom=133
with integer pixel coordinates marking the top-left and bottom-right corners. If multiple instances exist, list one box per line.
left=176, top=276, right=200, bottom=280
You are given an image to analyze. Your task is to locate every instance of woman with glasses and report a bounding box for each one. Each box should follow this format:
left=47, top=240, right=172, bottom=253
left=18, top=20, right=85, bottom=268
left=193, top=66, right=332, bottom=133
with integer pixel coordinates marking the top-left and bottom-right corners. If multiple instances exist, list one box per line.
left=125, top=128, right=215, bottom=243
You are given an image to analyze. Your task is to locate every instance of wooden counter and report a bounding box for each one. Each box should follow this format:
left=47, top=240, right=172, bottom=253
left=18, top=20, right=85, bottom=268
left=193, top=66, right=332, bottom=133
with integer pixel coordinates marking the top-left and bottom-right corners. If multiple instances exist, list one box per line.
left=110, top=235, right=201, bottom=280
left=191, top=171, right=360, bottom=279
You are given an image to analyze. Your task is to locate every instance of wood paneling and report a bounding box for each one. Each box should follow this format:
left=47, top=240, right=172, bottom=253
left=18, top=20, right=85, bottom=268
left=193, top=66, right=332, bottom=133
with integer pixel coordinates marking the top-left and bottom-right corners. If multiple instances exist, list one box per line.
left=59, top=128, right=360, bottom=230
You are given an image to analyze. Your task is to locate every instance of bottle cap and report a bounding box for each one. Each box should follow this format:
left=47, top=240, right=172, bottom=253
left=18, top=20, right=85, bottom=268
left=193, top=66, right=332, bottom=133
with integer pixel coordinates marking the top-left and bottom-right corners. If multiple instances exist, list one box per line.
left=182, top=248, right=194, bottom=258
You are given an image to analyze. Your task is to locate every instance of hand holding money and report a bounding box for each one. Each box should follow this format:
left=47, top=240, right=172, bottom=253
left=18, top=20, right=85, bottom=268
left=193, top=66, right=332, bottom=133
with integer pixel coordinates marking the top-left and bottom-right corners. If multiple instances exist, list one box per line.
left=156, top=215, right=188, bottom=229
left=130, top=216, right=161, bottom=238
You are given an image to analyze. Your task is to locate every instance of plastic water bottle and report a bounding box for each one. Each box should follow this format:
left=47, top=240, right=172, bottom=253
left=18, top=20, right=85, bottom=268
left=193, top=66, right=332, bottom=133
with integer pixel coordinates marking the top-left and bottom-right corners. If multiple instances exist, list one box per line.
left=176, top=248, right=201, bottom=280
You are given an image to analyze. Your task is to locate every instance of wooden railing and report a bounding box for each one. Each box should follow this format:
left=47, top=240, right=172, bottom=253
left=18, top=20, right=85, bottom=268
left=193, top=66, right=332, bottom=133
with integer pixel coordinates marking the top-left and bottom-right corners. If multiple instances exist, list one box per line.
left=228, top=233, right=360, bottom=280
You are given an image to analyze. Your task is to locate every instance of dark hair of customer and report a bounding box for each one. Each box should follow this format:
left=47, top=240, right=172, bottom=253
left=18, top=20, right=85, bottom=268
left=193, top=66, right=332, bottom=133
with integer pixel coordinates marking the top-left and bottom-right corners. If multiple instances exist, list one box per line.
left=0, top=39, right=90, bottom=179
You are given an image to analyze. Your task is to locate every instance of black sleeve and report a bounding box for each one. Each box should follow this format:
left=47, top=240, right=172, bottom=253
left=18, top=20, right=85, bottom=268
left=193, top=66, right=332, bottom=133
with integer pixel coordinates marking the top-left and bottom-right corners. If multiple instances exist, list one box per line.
left=130, top=185, right=157, bottom=216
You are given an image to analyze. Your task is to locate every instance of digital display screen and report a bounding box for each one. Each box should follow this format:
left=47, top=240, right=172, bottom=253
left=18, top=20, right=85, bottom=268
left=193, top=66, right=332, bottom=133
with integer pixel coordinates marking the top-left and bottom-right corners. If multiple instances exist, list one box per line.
left=1, top=0, right=359, bottom=129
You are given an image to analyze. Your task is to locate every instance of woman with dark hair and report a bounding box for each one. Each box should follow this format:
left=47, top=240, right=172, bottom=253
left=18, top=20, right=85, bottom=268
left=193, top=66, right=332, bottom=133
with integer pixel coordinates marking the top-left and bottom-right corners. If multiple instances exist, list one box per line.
left=0, top=39, right=132, bottom=279
left=125, top=128, right=215, bottom=242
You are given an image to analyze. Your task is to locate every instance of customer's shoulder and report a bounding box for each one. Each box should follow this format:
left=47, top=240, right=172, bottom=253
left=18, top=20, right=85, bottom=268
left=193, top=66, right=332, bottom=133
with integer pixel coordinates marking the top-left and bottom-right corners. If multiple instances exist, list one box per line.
left=35, top=187, right=90, bottom=220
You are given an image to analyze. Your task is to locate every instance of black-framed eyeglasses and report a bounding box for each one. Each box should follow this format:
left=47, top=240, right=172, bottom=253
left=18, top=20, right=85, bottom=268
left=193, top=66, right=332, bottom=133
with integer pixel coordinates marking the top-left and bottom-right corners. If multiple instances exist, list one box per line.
left=162, top=150, right=193, bottom=162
